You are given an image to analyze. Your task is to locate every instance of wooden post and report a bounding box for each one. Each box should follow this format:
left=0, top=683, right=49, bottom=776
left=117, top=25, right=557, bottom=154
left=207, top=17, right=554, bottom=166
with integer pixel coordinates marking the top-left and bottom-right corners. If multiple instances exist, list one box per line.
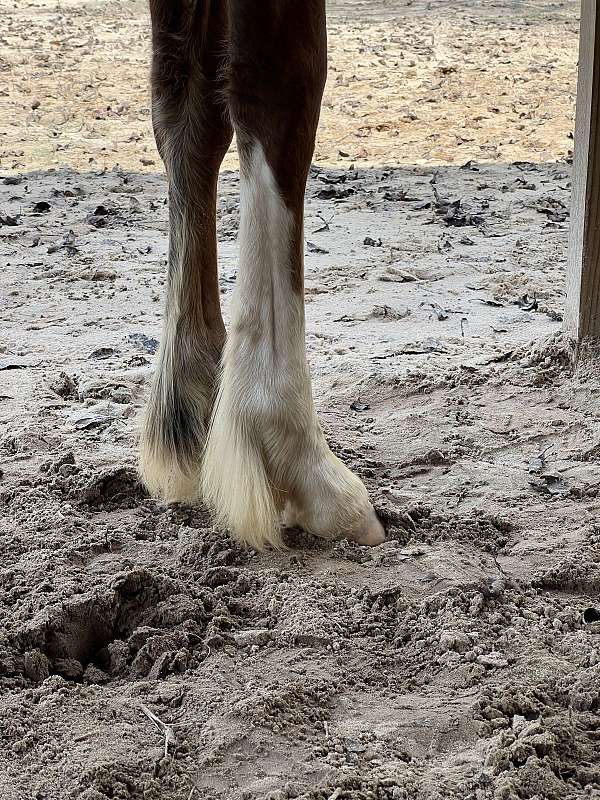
left=565, top=0, right=600, bottom=340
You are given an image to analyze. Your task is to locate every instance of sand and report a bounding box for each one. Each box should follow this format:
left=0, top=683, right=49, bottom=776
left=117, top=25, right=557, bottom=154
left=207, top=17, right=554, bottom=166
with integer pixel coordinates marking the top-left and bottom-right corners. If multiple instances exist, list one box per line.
left=3, top=1, right=600, bottom=799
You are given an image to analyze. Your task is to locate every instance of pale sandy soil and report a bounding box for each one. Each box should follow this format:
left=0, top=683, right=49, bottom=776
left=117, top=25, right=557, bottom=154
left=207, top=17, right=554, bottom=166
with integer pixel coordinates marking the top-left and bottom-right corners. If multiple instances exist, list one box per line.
left=0, top=0, right=578, bottom=171
left=5, top=3, right=600, bottom=800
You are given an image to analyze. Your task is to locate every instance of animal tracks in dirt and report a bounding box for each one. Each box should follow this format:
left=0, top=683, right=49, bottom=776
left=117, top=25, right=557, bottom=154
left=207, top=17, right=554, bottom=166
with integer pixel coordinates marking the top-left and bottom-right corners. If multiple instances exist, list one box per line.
left=7, top=566, right=264, bottom=686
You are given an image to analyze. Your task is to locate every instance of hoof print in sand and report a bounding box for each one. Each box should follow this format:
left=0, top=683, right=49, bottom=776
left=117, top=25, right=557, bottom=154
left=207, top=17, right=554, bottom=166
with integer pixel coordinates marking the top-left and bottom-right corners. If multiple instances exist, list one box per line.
left=11, top=570, right=212, bottom=684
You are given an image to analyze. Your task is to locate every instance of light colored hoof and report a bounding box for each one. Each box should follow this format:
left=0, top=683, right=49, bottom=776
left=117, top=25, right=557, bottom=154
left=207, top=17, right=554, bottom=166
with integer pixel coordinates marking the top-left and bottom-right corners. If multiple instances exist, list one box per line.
left=284, top=500, right=386, bottom=547
left=347, top=505, right=386, bottom=547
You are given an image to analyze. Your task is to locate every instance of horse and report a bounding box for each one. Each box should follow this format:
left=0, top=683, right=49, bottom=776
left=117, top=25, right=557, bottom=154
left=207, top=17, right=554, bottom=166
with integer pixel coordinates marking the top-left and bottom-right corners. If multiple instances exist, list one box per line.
left=139, top=0, right=385, bottom=550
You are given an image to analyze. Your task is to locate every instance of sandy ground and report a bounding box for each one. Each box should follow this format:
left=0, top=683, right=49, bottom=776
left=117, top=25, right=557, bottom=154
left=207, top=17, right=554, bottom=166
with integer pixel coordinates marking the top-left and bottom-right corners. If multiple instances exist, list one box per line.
left=4, top=1, right=600, bottom=799
left=0, top=0, right=579, bottom=171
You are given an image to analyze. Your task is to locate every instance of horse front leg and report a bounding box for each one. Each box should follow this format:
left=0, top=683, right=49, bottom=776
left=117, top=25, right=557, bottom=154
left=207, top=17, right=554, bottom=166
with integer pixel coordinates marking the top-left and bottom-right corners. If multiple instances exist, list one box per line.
left=140, top=0, right=233, bottom=502
left=201, top=0, right=385, bottom=549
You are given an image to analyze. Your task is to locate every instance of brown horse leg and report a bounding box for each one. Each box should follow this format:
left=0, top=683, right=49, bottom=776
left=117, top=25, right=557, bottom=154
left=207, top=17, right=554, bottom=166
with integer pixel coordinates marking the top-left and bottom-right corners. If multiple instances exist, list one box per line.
left=202, top=0, right=385, bottom=548
left=140, top=0, right=233, bottom=502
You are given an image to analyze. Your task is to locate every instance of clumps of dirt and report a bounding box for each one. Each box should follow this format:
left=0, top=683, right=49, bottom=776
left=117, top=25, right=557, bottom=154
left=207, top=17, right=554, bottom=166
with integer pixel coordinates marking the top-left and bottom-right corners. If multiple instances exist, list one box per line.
left=476, top=685, right=564, bottom=737
left=3, top=568, right=245, bottom=686
left=270, top=577, right=357, bottom=649
left=500, top=332, right=576, bottom=387
left=384, top=448, right=457, bottom=480
left=176, top=526, right=249, bottom=574
left=393, top=584, right=513, bottom=684
left=488, top=721, right=590, bottom=799
left=380, top=507, right=514, bottom=553
left=477, top=673, right=600, bottom=799
left=39, top=449, right=78, bottom=477
left=311, top=727, right=412, bottom=775
left=8, top=570, right=163, bottom=680
left=40, top=457, right=149, bottom=510
left=381, top=364, right=491, bottom=398
left=393, top=581, right=593, bottom=695
left=327, top=437, right=373, bottom=474
left=533, top=528, right=600, bottom=592
left=514, top=332, right=575, bottom=368
left=568, top=483, right=600, bottom=501
left=533, top=557, right=600, bottom=593
left=270, top=773, right=425, bottom=800
left=48, top=370, right=79, bottom=399
left=440, top=366, right=492, bottom=392
left=77, top=467, right=148, bottom=509
left=77, top=375, right=138, bottom=404
left=377, top=441, right=478, bottom=486
left=77, top=760, right=164, bottom=800
left=330, top=537, right=379, bottom=563
left=575, top=441, right=600, bottom=463
left=284, top=777, right=411, bottom=800
left=375, top=501, right=431, bottom=543
left=0, top=482, right=93, bottom=559
left=422, top=510, right=513, bottom=552
left=233, top=678, right=337, bottom=733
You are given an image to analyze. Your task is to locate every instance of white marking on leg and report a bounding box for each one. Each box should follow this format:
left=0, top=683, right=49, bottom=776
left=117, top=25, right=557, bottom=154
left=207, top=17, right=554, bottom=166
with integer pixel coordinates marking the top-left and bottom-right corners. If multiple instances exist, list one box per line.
left=202, top=142, right=382, bottom=548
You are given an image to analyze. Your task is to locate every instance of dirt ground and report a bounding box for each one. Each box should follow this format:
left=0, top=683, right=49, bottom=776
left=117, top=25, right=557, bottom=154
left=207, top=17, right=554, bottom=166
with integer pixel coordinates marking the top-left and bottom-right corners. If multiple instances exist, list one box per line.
left=4, top=1, right=600, bottom=799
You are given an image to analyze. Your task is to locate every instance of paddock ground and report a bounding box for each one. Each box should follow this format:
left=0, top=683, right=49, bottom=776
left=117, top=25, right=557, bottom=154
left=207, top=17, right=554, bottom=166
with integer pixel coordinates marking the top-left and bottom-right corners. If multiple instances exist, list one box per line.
left=3, top=2, right=600, bottom=799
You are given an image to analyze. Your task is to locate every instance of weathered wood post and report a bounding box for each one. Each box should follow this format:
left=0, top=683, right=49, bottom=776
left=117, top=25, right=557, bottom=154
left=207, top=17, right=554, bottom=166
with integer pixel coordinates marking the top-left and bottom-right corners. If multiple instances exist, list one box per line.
left=566, top=0, right=600, bottom=342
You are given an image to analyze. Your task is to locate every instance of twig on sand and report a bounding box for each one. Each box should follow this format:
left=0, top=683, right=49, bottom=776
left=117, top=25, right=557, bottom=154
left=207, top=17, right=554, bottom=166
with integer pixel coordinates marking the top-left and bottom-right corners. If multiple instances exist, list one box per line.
left=187, top=779, right=204, bottom=799
left=313, top=212, right=334, bottom=232
left=491, top=554, right=511, bottom=581
left=140, top=702, right=177, bottom=758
